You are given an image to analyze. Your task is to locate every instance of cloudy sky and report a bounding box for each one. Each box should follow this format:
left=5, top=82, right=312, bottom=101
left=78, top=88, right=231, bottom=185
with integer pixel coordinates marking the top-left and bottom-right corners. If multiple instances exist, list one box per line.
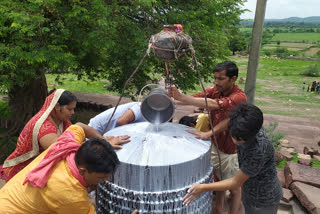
left=241, top=0, right=320, bottom=19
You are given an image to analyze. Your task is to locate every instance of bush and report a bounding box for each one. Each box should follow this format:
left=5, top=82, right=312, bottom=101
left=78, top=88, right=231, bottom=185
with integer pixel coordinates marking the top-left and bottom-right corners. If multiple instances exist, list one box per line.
left=263, top=49, right=273, bottom=56
left=262, top=47, right=299, bottom=58
left=301, top=64, right=320, bottom=77
left=274, top=47, right=290, bottom=58
left=264, top=122, right=285, bottom=148
left=0, top=102, right=12, bottom=119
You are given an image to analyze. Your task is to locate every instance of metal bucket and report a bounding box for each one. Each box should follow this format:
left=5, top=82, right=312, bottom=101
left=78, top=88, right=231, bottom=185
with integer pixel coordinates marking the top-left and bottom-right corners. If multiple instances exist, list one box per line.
left=141, top=88, right=174, bottom=124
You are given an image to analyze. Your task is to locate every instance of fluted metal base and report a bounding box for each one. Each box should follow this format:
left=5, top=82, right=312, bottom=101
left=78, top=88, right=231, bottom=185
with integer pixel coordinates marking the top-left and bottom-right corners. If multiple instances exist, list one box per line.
left=97, top=166, right=213, bottom=214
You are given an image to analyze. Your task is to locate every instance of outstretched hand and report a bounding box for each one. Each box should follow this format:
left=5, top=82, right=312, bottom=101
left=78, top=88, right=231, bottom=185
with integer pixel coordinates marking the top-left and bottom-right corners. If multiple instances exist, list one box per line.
left=186, top=129, right=212, bottom=140
left=167, top=86, right=182, bottom=100
left=131, top=209, right=138, bottom=214
left=104, top=135, right=131, bottom=149
left=182, top=183, right=203, bottom=206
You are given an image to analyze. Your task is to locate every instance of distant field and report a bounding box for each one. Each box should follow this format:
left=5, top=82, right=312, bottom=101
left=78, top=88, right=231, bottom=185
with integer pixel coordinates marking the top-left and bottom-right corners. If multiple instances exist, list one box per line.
left=186, top=56, right=320, bottom=120
left=272, top=33, right=320, bottom=42
left=265, top=42, right=313, bottom=49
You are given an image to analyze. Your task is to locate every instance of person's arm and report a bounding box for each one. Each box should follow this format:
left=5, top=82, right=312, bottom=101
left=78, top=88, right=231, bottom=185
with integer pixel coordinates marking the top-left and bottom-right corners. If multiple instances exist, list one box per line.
left=182, top=170, right=249, bottom=206
left=39, top=133, right=59, bottom=149
left=186, top=118, right=230, bottom=140
left=170, top=87, right=220, bottom=110
left=75, top=122, right=130, bottom=149
left=117, top=109, right=135, bottom=126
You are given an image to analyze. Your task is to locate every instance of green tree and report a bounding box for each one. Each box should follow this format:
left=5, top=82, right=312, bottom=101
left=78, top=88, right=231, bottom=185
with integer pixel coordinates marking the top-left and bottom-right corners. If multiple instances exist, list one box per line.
left=0, top=0, right=245, bottom=135
left=229, top=29, right=247, bottom=55
left=242, top=28, right=274, bottom=47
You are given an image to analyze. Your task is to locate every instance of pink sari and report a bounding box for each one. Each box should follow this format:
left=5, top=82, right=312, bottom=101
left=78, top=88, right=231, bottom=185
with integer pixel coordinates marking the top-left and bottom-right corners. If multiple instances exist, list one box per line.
left=23, top=129, right=87, bottom=188
left=1, top=89, right=71, bottom=182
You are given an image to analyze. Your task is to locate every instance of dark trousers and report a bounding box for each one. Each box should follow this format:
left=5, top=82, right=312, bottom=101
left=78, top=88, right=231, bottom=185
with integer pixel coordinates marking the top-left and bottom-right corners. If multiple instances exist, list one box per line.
left=243, top=201, right=279, bottom=214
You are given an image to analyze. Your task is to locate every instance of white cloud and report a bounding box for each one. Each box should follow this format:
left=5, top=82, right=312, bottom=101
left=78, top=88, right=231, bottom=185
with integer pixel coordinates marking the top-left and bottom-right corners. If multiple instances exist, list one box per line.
left=241, top=0, right=320, bottom=19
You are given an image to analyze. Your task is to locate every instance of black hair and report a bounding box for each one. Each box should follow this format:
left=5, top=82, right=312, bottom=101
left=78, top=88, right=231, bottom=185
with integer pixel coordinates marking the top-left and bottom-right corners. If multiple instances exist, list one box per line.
left=58, top=91, right=77, bottom=106
left=213, top=61, right=239, bottom=79
left=228, top=102, right=263, bottom=142
left=179, top=116, right=197, bottom=127
left=75, top=138, right=120, bottom=173
left=48, top=89, right=78, bottom=106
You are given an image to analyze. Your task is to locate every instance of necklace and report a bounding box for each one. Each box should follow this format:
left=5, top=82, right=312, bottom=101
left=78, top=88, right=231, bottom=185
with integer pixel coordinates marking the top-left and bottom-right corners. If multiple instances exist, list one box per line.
left=49, top=115, right=63, bottom=135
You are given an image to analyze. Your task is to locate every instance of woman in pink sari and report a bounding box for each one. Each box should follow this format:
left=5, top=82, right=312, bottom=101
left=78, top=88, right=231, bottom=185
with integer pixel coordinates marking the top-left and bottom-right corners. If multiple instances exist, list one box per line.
left=0, top=89, right=77, bottom=182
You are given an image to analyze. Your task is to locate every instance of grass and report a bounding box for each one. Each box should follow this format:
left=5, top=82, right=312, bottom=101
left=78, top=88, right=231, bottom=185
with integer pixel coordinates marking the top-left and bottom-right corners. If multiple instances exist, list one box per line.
left=272, top=33, right=320, bottom=42
left=183, top=56, right=320, bottom=120
left=46, top=74, right=119, bottom=95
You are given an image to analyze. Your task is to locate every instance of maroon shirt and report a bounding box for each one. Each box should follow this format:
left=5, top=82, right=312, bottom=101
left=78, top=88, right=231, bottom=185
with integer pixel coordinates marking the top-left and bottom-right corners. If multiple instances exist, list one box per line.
left=193, top=85, right=247, bottom=154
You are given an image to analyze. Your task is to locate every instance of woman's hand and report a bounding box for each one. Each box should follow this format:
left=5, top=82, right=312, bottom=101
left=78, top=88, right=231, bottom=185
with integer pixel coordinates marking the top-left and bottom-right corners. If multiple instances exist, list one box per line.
left=104, top=135, right=131, bottom=149
left=186, top=129, right=212, bottom=140
left=182, top=183, right=204, bottom=206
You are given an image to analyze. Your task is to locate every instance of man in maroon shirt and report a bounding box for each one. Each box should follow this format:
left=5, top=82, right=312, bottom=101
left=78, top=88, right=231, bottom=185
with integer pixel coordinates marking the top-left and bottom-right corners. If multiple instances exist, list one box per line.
left=170, top=61, right=247, bottom=214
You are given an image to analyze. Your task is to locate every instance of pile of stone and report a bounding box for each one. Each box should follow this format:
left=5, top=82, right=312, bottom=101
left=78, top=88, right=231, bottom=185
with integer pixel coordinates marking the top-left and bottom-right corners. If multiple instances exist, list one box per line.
left=275, top=140, right=320, bottom=214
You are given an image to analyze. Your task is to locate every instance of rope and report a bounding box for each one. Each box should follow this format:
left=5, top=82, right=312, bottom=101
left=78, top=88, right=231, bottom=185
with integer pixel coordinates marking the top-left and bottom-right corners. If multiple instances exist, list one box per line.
left=101, top=49, right=150, bottom=135
left=192, top=54, right=228, bottom=213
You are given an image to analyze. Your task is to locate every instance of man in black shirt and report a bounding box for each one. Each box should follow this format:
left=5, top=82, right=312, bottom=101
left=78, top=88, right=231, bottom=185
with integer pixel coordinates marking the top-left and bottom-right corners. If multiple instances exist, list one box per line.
left=182, top=103, right=283, bottom=214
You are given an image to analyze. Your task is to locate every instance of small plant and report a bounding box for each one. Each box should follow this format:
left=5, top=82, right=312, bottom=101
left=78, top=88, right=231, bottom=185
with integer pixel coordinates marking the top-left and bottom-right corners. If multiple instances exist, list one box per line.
left=264, top=122, right=286, bottom=148
left=311, top=159, right=320, bottom=168
left=263, top=49, right=273, bottom=56
left=276, top=160, right=287, bottom=169
left=301, top=64, right=320, bottom=77
left=290, top=152, right=299, bottom=163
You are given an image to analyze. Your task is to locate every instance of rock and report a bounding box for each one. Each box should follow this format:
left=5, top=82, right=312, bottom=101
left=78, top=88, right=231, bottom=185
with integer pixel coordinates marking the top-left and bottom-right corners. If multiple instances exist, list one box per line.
left=298, top=153, right=311, bottom=160
left=284, top=162, right=320, bottom=189
left=313, top=155, right=320, bottom=162
left=303, top=146, right=315, bottom=157
left=279, top=150, right=294, bottom=161
left=278, top=200, right=292, bottom=214
left=280, top=139, right=294, bottom=148
left=291, top=182, right=320, bottom=214
left=298, top=159, right=311, bottom=166
left=275, top=151, right=283, bottom=163
left=289, top=197, right=309, bottom=214
left=281, top=147, right=296, bottom=153
left=277, top=168, right=286, bottom=187
left=280, top=139, right=289, bottom=144
left=282, top=188, right=294, bottom=203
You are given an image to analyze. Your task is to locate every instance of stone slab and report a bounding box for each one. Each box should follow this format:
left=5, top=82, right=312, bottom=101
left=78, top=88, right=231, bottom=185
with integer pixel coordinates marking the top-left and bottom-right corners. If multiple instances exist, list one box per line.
left=284, top=162, right=320, bottom=189
left=278, top=168, right=286, bottom=187
left=283, top=188, right=294, bottom=203
left=291, top=182, right=320, bottom=214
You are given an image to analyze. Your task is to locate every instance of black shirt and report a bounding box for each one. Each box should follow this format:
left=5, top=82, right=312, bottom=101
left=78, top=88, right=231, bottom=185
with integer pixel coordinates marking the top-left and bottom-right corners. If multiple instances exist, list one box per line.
left=237, top=128, right=283, bottom=207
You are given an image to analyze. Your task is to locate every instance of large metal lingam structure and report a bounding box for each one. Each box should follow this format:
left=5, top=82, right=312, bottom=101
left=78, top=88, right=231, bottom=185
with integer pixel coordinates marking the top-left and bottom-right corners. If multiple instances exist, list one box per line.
left=96, top=89, right=214, bottom=213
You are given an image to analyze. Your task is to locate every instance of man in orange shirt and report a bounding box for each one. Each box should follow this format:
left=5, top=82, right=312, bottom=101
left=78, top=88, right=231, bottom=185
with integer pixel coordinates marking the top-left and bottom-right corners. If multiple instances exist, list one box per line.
left=0, top=123, right=137, bottom=214
left=171, top=61, right=247, bottom=214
